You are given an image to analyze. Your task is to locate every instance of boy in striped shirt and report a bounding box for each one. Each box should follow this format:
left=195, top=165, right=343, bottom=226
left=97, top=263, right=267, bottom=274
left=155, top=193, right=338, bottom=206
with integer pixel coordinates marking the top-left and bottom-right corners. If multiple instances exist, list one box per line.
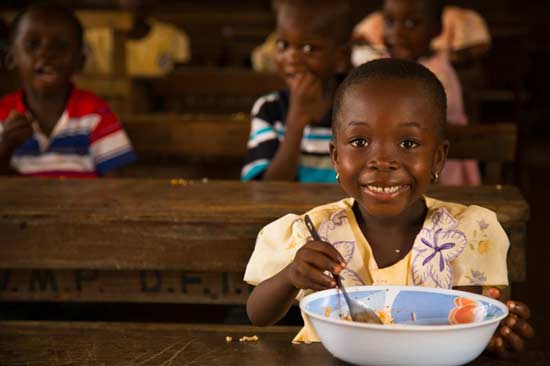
left=241, top=0, right=352, bottom=183
left=0, top=4, right=136, bottom=178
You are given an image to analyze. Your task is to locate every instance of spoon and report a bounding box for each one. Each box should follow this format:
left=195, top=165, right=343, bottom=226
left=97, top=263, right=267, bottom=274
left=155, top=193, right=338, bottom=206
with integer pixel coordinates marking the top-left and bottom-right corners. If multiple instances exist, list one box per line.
left=304, top=215, right=383, bottom=324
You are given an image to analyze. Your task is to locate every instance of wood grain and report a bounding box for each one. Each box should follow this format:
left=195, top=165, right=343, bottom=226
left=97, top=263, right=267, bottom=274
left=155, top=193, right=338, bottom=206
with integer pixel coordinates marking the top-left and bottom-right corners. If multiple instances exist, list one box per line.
left=0, top=179, right=527, bottom=282
left=0, top=321, right=546, bottom=366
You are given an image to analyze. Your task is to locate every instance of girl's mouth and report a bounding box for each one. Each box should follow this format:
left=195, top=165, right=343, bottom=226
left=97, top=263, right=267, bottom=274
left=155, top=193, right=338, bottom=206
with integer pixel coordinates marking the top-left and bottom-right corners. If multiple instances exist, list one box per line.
left=362, top=184, right=411, bottom=200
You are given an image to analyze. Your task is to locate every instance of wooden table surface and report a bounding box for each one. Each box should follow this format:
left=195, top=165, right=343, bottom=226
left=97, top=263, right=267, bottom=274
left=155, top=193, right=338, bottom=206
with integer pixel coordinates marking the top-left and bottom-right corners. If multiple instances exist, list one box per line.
left=0, top=179, right=529, bottom=305
left=0, top=321, right=546, bottom=366
left=0, top=179, right=528, bottom=271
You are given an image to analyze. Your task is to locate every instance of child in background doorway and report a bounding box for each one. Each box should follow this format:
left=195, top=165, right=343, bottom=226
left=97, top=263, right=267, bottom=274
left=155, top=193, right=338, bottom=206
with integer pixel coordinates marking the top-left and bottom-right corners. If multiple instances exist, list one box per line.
left=245, top=59, right=533, bottom=354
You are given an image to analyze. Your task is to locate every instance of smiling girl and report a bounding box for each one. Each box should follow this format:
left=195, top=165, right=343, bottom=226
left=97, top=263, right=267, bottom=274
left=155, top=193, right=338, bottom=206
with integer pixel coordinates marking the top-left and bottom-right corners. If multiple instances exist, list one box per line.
left=244, top=59, right=534, bottom=355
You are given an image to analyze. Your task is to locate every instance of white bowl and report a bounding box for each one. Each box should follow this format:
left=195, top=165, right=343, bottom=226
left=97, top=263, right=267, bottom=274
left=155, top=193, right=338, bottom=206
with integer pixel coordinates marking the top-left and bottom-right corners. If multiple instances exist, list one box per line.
left=300, top=285, right=508, bottom=366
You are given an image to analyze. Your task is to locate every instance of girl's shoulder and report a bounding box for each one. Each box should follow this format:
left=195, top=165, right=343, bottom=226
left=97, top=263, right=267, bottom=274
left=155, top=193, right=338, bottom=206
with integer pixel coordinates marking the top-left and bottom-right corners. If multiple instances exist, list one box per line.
left=424, top=196, right=501, bottom=230
left=261, top=198, right=353, bottom=238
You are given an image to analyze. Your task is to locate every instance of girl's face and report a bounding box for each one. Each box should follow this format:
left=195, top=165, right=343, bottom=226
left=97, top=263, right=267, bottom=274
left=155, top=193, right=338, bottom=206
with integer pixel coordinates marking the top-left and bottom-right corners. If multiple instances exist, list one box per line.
left=274, top=5, right=347, bottom=86
left=382, top=0, right=441, bottom=60
left=11, top=10, right=83, bottom=96
left=330, top=78, right=448, bottom=220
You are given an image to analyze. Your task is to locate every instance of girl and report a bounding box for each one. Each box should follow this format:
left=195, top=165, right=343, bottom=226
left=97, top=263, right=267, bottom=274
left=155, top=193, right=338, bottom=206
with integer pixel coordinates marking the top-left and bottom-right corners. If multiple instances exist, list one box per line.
left=244, top=59, right=533, bottom=355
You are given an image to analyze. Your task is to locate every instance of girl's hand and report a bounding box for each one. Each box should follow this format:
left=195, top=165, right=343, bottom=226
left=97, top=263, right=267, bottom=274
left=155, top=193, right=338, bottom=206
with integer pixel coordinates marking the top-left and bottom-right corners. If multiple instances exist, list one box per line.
left=484, top=287, right=535, bottom=356
left=1, top=111, right=34, bottom=151
left=287, top=71, right=329, bottom=128
left=286, top=239, right=346, bottom=291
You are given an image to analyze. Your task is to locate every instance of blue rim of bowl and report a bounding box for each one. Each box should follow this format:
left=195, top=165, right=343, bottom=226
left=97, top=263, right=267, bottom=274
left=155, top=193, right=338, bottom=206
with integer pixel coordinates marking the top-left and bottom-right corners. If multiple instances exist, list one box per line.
left=300, top=285, right=509, bottom=332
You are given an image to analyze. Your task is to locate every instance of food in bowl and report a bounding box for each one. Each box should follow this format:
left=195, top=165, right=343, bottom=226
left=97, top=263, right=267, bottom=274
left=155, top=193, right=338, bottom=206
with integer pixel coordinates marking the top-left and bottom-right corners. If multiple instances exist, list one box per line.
left=300, top=285, right=508, bottom=366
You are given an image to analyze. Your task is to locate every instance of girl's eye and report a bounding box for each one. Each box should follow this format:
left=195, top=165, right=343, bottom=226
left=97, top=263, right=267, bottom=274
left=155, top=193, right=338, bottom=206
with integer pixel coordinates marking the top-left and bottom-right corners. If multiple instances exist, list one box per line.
left=302, top=44, right=313, bottom=54
left=276, top=40, right=288, bottom=51
left=400, top=140, right=419, bottom=149
left=350, top=138, right=368, bottom=147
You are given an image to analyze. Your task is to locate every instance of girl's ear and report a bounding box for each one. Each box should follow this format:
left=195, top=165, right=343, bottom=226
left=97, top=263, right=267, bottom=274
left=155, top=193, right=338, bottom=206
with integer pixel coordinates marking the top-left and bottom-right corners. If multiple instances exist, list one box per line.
left=330, top=139, right=340, bottom=170
left=433, top=138, right=449, bottom=175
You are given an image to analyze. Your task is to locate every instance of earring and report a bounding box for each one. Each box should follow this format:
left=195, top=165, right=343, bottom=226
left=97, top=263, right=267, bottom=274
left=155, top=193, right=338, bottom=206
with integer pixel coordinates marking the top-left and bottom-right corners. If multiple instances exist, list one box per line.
left=431, top=171, right=439, bottom=184
left=335, top=172, right=340, bottom=182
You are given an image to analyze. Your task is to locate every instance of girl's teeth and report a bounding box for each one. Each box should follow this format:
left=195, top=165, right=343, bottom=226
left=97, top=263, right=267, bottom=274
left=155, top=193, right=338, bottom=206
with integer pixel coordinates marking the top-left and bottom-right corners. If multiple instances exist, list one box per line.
left=367, top=185, right=402, bottom=193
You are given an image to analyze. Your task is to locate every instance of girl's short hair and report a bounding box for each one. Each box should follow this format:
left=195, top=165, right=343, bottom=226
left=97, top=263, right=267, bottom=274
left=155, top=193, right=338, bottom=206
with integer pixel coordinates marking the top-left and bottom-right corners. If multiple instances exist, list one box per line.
left=332, top=58, right=447, bottom=138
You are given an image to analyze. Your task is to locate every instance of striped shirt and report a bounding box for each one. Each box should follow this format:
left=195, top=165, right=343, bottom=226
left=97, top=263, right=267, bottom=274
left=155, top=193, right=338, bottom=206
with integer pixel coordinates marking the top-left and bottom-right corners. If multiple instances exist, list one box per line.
left=241, top=85, right=342, bottom=183
left=0, top=88, right=136, bottom=178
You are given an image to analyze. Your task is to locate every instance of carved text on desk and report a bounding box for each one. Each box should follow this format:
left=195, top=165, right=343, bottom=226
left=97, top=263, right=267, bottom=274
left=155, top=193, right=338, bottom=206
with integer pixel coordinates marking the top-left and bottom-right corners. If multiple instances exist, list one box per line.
left=0, top=270, right=252, bottom=304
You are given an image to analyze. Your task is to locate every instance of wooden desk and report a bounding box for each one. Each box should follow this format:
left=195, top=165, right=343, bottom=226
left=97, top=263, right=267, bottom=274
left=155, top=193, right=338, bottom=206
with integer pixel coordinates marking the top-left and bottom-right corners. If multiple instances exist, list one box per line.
left=0, top=321, right=546, bottom=365
left=0, top=179, right=527, bottom=305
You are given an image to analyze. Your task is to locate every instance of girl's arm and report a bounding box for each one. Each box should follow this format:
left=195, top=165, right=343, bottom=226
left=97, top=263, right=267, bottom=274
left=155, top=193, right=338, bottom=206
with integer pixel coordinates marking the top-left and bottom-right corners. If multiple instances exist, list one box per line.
left=247, top=240, right=345, bottom=325
left=246, top=265, right=299, bottom=326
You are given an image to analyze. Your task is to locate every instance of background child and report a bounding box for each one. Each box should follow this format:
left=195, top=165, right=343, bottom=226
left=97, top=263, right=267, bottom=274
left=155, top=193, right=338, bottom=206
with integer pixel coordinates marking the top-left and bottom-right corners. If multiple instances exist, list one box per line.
left=0, top=4, right=136, bottom=177
left=241, top=0, right=352, bottom=182
left=84, top=0, right=190, bottom=77
left=353, top=4, right=491, bottom=66
left=354, top=0, right=481, bottom=186
left=244, top=59, right=533, bottom=354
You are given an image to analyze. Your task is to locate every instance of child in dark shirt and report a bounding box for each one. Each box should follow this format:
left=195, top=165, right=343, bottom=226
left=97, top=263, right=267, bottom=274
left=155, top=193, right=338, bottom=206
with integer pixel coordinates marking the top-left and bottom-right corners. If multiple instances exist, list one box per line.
left=241, top=0, right=352, bottom=182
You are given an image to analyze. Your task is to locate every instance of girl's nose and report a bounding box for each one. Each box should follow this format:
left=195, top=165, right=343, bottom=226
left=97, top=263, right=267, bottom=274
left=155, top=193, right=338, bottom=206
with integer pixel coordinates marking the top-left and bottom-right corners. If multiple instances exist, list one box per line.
left=367, top=148, right=399, bottom=171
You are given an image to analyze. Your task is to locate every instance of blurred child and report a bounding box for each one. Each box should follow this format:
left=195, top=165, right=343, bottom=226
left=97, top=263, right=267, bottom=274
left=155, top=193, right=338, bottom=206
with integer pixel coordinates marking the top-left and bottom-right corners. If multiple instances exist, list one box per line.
left=84, top=0, right=190, bottom=77
left=245, top=59, right=534, bottom=354
left=372, top=0, right=480, bottom=186
left=241, top=0, right=352, bottom=182
left=353, top=4, right=491, bottom=65
left=0, top=4, right=136, bottom=177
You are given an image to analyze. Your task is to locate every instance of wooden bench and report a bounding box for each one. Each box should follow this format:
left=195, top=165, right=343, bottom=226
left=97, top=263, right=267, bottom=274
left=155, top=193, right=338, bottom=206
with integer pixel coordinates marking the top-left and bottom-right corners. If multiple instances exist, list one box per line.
left=120, top=114, right=517, bottom=183
left=1, top=321, right=546, bottom=365
left=145, top=67, right=285, bottom=113
left=0, top=179, right=528, bottom=306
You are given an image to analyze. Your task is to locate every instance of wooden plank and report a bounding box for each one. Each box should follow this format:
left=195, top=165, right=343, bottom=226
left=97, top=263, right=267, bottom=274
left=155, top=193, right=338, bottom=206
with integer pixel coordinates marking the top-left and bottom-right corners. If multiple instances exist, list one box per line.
left=121, top=113, right=249, bottom=159
left=0, top=270, right=251, bottom=304
left=0, top=321, right=546, bottom=366
left=122, top=115, right=517, bottom=162
left=0, top=179, right=528, bottom=282
left=447, top=123, right=517, bottom=161
left=147, top=68, right=285, bottom=96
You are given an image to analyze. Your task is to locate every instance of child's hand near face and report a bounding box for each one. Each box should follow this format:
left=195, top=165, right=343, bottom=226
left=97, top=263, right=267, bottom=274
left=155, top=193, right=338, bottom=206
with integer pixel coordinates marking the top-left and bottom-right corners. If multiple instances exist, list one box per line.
left=285, top=239, right=346, bottom=291
left=0, top=110, right=34, bottom=152
left=484, top=287, right=535, bottom=356
left=287, top=71, right=331, bottom=129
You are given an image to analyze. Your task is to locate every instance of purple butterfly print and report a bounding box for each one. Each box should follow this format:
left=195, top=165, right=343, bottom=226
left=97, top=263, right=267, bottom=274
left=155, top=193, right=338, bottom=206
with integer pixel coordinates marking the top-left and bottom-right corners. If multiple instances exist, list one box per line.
left=333, top=241, right=355, bottom=263
left=319, top=209, right=347, bottom=238
left=412, top=208, right=467, bottom=288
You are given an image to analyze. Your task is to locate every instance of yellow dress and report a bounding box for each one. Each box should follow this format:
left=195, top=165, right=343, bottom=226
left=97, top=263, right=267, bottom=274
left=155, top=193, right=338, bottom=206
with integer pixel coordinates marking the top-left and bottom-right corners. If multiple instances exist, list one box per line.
left=84, top=19, right=190, bottom=77
left=244, top=196, right=509, bottom=343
